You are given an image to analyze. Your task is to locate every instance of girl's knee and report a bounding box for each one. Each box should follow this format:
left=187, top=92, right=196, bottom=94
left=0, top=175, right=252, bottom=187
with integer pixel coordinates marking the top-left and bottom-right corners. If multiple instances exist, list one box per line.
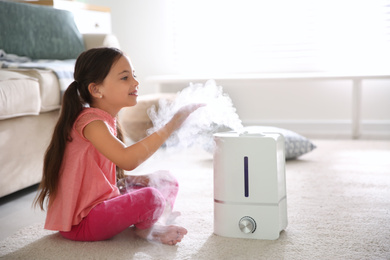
left=134, top=187, right=166, bottom=229
left=143, top=187, right=166, bottom=208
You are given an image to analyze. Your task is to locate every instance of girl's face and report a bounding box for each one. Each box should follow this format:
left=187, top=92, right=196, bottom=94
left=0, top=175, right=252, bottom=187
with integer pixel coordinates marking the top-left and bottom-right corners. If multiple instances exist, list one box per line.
left=94, top=55, right=139, bottom=116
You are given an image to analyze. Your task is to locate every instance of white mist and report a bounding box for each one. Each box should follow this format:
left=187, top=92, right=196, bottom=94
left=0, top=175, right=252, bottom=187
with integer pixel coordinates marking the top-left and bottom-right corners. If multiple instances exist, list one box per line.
left=147, top=80, right=243, bottom=152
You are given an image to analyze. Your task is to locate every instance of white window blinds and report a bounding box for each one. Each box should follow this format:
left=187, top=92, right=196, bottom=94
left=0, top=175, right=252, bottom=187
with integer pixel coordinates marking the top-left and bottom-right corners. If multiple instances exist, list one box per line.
left=168, top=0, right=390, bottom=75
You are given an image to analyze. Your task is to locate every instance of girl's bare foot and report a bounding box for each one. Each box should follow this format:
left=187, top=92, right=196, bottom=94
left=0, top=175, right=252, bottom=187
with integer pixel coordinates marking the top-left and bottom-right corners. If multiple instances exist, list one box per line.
left=135, top=224, right=188, bottom=245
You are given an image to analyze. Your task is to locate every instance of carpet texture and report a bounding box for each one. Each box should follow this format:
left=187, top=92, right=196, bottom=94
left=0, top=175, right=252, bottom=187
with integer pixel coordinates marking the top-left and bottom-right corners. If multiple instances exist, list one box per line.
left=1, top=139, right=389, bottom=260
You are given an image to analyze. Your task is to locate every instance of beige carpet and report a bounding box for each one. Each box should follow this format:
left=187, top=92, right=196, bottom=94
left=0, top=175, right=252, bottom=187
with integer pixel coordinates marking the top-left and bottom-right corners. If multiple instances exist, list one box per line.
left=1, top=139, right=389, bottom=260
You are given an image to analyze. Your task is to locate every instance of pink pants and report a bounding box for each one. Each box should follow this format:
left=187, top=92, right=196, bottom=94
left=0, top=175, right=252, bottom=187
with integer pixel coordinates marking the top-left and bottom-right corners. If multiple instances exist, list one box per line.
left=60, top=171, right=178, bottom=241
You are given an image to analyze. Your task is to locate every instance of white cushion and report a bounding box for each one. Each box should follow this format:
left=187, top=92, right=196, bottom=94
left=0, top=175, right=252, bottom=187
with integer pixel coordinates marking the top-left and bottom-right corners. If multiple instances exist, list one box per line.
left=0, top=70, right=41, bottom=120
left=5, top=69, right=61, bottom=112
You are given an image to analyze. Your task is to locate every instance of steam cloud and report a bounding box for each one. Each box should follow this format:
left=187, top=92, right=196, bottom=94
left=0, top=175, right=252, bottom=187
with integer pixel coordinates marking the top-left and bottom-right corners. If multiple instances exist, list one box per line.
left=147, top=80, right=243, bottom=152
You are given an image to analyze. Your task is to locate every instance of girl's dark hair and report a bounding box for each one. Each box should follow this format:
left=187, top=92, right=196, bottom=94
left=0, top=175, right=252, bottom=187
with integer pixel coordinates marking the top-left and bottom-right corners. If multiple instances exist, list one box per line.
left=34, top=47, right=125, bottom=210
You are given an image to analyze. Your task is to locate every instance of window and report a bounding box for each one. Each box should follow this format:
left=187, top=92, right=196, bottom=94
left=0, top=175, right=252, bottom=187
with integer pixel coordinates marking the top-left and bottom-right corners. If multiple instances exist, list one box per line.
left=168, top=0, right=390, bottom=75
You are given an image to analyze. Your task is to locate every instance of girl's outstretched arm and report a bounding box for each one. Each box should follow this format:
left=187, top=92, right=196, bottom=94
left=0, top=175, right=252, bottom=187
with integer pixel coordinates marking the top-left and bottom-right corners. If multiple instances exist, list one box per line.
left=84, top=104, right=204, bottom=171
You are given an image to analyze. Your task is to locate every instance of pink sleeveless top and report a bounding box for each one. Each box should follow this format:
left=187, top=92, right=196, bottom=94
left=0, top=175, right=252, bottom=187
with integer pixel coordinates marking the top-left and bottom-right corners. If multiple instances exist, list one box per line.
left=45, top=107, right=120, bottom=231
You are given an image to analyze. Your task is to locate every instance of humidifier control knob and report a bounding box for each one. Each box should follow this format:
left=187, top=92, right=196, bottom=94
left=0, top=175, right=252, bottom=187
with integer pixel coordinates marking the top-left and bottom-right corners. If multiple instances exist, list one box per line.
left=239, top=216, right=256, bottom=234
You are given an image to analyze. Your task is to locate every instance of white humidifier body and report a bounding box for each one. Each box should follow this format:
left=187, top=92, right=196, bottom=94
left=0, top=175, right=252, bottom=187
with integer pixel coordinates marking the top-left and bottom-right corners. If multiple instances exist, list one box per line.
left=213, top=128, right=287, bottom=240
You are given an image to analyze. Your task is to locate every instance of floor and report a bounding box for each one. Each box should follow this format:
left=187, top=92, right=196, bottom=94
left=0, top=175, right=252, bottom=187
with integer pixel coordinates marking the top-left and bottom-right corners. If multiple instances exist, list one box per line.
left=0, top=184, right=46, bottom=241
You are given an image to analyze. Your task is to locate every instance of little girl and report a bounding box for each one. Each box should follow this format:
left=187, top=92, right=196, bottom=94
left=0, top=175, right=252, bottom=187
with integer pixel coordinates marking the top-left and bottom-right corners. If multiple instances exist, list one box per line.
left=34, top=47, right=202, bottom=245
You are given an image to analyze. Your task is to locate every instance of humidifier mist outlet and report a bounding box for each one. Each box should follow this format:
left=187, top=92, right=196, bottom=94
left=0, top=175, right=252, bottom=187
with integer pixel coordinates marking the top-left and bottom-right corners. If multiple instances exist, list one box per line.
left=213, top=128, right=288, bottom=240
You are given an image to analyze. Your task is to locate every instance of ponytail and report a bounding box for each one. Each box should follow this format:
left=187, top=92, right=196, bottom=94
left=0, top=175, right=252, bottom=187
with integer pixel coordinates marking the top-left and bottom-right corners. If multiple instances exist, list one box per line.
left=34, top=81, right=84, bottom=210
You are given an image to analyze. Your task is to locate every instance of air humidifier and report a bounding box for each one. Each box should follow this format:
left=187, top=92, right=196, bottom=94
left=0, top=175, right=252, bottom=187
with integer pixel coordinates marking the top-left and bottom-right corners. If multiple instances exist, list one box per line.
left=213, top=126, right=287, bottom=240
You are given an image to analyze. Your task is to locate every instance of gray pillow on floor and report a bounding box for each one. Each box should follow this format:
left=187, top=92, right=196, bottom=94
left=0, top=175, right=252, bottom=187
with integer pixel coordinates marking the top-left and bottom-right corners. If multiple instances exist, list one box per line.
left=244, top=126, right=316, bottom=159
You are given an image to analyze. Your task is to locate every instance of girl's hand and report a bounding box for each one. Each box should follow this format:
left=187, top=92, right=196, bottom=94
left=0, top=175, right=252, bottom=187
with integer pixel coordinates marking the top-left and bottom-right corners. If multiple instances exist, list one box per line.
left=170, top=103, right=206, bottom=129
left=125, top=175, right=150, bottom=187
left=117, top=175, right=150, bottom=194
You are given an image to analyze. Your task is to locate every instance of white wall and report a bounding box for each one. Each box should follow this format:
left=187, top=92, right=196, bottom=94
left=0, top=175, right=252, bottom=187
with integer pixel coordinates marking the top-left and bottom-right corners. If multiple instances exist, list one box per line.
left=83, top=0, right=174, bottom=91
left=83, top=0, right=390, bottom=139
